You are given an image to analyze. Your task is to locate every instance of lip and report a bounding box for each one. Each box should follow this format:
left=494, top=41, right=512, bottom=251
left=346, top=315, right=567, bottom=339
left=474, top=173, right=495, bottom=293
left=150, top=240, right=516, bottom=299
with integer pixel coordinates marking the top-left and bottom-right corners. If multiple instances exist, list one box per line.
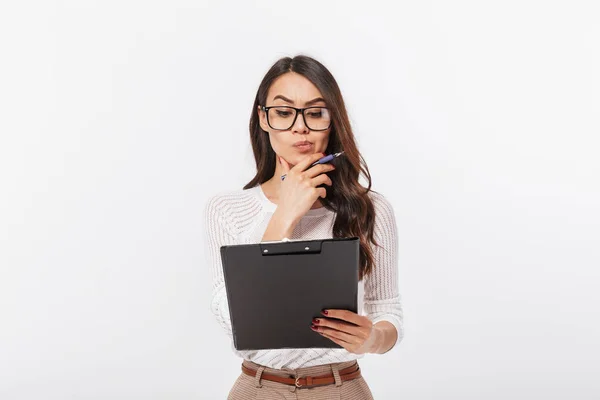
left=293, top=140, right=314, bottom=152
left=293, top=140, right=313, bottom=147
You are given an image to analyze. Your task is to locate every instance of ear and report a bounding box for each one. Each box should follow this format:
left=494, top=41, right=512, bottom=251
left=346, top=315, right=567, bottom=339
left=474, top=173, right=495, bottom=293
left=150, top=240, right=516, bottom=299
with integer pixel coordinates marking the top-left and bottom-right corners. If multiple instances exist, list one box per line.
left=257, top=105, right=270, bottom=132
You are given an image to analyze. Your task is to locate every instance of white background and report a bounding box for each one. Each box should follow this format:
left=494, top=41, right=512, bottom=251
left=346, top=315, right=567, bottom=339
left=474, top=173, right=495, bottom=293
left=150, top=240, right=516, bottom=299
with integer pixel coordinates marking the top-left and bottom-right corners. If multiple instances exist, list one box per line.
left=1, top=1, right=599, bottom=399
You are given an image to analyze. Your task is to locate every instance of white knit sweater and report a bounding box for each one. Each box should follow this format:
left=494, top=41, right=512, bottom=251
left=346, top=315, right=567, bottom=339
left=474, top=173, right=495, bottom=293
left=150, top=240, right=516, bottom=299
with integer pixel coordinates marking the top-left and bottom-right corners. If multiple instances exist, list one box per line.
left=203, top=185, right=403, bottom=369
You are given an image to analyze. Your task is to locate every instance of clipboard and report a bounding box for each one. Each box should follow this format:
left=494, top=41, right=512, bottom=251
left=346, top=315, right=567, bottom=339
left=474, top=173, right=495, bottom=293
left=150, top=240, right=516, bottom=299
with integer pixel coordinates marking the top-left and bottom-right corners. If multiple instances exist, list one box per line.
left=220, top=237, right=359, bottom=350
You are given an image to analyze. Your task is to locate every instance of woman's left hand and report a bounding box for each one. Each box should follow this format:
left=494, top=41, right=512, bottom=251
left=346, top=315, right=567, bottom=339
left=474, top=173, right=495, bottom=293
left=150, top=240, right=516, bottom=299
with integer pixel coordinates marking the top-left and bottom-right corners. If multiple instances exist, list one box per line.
left=311, top=309, right=378, bottom=354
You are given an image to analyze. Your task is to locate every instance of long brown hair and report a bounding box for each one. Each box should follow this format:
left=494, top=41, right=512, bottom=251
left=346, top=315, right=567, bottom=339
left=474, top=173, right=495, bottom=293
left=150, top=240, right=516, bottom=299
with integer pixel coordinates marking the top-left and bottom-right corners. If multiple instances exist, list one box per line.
left=243, top=55, right=378, bottom=280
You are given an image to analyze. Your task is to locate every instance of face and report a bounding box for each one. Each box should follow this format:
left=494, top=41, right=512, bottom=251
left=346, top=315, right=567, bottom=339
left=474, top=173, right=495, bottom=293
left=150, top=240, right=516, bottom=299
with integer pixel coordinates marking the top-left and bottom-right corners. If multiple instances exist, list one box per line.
left=258, top=72, right=331, bottom=166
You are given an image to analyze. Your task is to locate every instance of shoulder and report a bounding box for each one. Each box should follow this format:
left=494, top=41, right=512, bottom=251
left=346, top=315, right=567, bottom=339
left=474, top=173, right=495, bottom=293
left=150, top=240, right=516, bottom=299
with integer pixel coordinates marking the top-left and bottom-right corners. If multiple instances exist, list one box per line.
left=366, top=190, right=398, bottom=234
left=367, top=190, right=396, bottom=218
left=203, top=186, right=264, bottom=232
left=204, top=188, right=258, bottom=213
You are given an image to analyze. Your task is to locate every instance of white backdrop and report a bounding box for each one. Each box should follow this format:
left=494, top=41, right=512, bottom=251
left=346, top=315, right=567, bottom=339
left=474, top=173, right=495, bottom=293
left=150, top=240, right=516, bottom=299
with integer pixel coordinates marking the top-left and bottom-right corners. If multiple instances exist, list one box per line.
left=1, top=1, right=599, bottom=399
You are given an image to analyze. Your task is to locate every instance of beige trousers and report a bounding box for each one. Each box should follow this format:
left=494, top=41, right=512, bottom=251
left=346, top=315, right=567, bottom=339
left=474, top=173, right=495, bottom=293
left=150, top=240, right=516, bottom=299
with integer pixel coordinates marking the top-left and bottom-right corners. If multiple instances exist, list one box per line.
left=227, top=359, right=374, bottom=400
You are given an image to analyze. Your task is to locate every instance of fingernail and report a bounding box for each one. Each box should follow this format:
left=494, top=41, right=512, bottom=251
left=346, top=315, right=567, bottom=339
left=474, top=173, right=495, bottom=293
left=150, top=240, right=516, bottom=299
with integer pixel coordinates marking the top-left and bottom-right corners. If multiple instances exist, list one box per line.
left=313, top=318, right=319, bottom=324
left=322, top=310, right=328, bottom=315
left=311, top=325, right=318, bottom=330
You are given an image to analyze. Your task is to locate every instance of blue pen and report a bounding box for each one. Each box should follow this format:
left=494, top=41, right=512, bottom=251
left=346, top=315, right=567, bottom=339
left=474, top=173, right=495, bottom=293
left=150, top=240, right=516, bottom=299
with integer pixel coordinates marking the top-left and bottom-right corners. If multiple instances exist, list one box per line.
left=281, top=151, right=344, bottom=181
left=310, top=151, right=345, bottom=167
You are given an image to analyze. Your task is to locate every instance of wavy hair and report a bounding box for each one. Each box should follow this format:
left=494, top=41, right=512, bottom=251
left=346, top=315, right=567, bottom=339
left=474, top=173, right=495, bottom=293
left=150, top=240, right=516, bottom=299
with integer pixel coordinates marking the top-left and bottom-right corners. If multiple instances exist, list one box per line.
left=243, top=55, right=378, bottom=280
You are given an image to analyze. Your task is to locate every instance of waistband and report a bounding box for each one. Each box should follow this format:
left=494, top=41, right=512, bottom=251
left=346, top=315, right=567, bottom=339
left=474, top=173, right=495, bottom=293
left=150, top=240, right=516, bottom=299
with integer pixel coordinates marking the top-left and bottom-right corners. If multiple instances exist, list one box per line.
left=242, top=359, right=359, bottom=378
left=241, top=359, right=360, bottom=389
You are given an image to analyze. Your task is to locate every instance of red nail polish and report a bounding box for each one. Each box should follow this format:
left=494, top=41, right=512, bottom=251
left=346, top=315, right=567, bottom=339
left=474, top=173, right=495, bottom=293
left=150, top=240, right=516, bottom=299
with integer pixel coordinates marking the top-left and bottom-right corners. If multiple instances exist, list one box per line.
left=313, top=318, right=319, bottom=324
left=311, top=325, right=317, bottom=330
left=322, top=310, right=328, bottom=315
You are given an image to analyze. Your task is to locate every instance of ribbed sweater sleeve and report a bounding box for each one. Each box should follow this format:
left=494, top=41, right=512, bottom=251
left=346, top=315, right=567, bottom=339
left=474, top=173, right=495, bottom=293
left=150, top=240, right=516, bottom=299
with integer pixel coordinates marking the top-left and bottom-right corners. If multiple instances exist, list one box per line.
left=203, top=195, right=237, bottom=336
left=363, top=193, right=404, bottom=351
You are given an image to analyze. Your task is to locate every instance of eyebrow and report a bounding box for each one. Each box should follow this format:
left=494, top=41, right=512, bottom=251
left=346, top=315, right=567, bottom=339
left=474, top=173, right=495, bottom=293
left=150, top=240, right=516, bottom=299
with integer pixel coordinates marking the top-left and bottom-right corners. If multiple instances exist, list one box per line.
left=272, top=95, right=326, bottom=106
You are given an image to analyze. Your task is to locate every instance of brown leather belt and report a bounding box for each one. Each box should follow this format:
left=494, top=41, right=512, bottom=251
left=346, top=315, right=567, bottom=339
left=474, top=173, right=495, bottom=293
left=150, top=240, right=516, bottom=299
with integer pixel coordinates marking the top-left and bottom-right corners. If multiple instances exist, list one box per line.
left=241, top=362, right=361, bottom=388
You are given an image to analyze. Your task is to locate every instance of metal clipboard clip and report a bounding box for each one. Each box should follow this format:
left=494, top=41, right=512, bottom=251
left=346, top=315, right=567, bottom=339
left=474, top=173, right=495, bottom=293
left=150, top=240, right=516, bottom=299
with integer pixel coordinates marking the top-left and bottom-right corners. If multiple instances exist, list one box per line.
left=259, top=238, right=323, bottom=256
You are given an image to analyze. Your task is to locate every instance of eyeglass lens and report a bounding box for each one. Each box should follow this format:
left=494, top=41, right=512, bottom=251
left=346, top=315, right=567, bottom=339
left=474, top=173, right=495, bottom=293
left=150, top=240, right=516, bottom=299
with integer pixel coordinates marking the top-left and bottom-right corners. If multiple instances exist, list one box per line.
left=267, top=107, right=331, bottom=131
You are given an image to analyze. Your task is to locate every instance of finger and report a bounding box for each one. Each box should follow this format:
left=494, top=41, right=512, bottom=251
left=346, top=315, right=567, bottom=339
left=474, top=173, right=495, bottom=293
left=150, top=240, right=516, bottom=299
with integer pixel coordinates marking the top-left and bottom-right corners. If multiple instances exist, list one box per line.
left=316, top=187, right=327, bottom=199
left=317, top=326, right=361, bottom=344
left=313, top=317, right=363, bottom=336
left=319, top=332, right=355, bottom=351
left=292, top=152, right=325, bottom=173
left=321, top=333, right=353, bottom=352
left=304, top=163, right=335, bottom=179
left=311, top=174, right=332, bottom=188
left=279, top=156, right=291, bottom=174
left=322, top=309, right=371, bottom=327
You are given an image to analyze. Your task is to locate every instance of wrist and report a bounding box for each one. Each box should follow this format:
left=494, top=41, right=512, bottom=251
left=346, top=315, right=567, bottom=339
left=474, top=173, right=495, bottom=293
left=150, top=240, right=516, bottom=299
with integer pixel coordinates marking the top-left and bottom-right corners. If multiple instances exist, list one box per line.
left=262, top=208, right=297, bottom=241
left=367, top=325, right=384, bottom=354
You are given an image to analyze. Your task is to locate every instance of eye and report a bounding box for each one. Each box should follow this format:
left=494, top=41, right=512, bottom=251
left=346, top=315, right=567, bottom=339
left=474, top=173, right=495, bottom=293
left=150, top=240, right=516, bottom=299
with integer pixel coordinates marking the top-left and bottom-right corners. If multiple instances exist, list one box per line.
left=275, top=110, right=293, bottom=117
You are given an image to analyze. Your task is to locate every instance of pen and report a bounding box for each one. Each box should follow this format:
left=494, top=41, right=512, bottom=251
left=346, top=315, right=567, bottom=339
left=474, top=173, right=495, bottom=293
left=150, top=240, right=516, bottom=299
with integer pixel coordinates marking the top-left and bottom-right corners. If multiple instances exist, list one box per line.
left=281, top=151, right=344, bottom=181
left=310, top=151, right=345, bottom=167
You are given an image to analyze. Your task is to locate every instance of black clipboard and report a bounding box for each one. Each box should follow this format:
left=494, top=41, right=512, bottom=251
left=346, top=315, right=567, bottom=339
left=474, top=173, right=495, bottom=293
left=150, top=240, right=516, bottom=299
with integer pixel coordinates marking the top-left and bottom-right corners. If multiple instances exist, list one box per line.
left=220, top=237, right=359, bottom=350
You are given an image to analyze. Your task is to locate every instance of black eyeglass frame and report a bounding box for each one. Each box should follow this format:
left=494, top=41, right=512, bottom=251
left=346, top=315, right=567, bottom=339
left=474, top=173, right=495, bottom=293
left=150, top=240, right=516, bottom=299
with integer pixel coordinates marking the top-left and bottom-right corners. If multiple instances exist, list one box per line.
left=260, top=105, right=332, bottom=131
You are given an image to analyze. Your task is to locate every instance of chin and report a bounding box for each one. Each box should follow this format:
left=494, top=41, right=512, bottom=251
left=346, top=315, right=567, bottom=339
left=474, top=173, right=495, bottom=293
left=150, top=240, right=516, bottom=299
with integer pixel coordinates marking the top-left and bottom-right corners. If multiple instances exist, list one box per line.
left=280, top=148, right=321, bottom=167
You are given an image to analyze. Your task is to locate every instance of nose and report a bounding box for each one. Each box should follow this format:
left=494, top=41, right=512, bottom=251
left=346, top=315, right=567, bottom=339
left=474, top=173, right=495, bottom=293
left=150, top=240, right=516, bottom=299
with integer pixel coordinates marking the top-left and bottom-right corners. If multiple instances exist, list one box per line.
left=291, top=111, right=309, bottom=134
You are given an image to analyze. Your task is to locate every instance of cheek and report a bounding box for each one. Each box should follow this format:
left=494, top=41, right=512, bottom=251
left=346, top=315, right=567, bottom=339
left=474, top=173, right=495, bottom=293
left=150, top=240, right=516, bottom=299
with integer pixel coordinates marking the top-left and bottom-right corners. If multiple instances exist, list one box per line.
left=316, top=132, right=331, bottom=152
left=268, top=133, right=286, bottom=154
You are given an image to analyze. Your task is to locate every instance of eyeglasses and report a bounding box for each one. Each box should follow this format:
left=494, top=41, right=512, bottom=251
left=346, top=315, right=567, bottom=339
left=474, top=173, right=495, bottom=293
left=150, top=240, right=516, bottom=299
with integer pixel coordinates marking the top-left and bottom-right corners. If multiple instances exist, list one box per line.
left=261, top=105, right=332, bottom=131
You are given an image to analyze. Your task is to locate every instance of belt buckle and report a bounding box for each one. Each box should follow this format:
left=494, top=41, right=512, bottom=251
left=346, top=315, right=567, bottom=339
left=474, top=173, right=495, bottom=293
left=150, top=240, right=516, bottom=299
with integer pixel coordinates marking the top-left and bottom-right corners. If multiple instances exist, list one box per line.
left=295, top=377, right=302, bottom=388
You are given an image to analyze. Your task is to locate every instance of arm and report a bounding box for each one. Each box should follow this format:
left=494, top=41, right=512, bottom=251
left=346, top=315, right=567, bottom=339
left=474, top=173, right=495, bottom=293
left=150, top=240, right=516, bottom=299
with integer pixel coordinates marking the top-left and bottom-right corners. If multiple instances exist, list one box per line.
left=370, top=321, right=398, bottom=354
left=261, top=206, right=297, bottom=241
left=312, top=194, right=404, bottom=354
left=203, top=196, right=238, bottom=335
left=362, top=194, right=404, bottom=353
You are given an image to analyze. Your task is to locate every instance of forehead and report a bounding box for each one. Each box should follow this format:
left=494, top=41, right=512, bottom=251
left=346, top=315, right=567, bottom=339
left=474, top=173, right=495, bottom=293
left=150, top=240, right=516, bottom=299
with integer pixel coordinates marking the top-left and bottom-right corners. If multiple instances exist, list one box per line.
left=267, top=72, right=324, bottom=104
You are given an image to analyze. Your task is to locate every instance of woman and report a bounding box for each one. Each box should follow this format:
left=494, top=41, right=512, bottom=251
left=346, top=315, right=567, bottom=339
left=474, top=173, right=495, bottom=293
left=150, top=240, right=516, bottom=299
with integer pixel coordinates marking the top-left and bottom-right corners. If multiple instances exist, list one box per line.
left=204, top=55, right=403, bottom=399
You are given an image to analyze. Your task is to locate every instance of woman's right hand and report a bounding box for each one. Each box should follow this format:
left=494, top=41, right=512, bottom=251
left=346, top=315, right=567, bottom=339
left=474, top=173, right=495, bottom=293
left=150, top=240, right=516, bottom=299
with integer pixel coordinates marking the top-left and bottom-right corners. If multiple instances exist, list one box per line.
left=262, top=153, right=335, bottom=241
left=277, top=152, right=335, bottom=221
